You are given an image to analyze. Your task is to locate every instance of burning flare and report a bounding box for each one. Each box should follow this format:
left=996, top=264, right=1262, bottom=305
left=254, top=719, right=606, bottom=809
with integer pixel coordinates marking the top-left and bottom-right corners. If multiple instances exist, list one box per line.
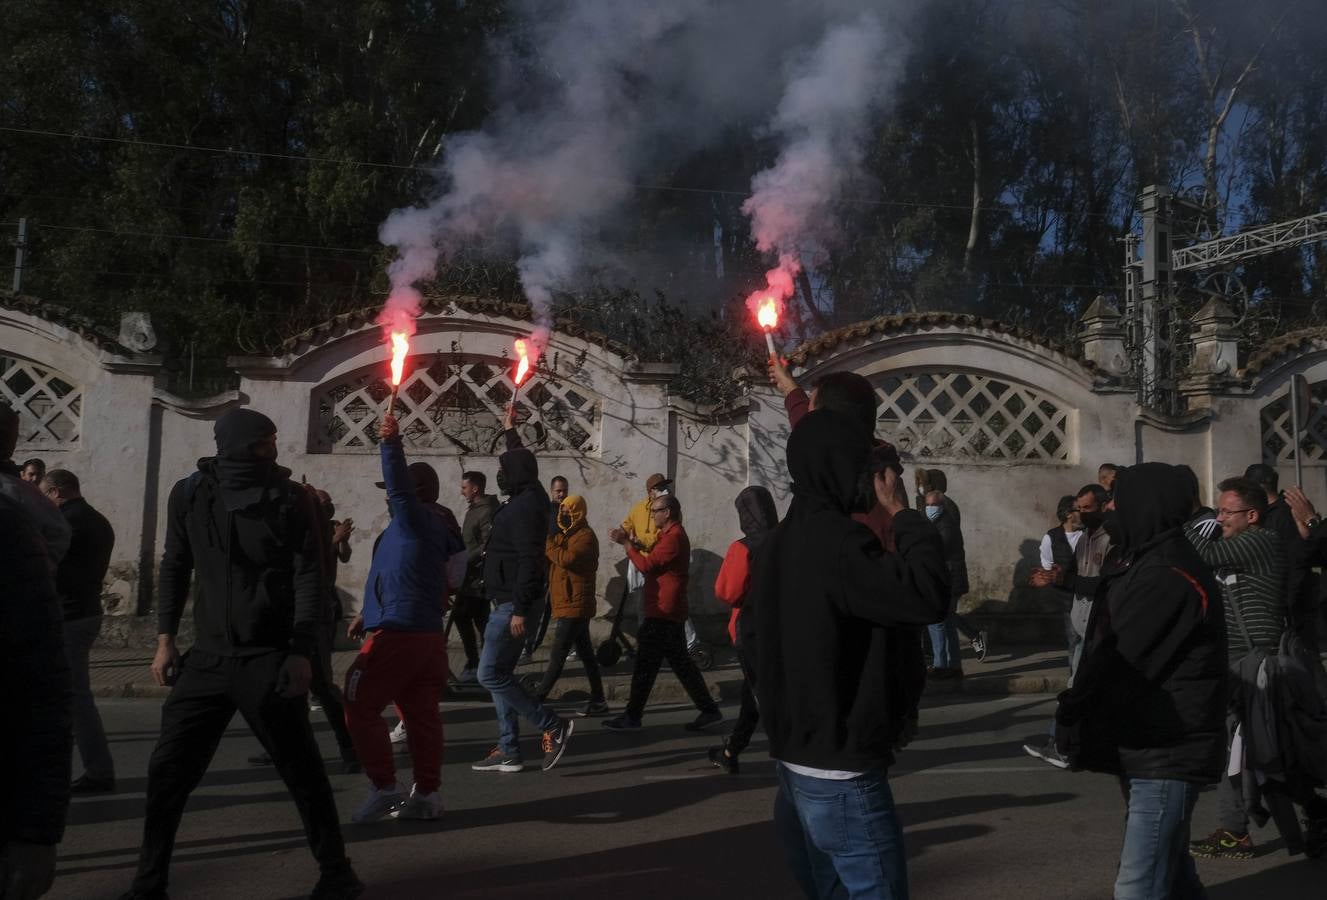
left=514, top=339, right=531, bottom=386
left=389, top=332, right=410, bottom=387
left=757, top=297, right=779, bottom=331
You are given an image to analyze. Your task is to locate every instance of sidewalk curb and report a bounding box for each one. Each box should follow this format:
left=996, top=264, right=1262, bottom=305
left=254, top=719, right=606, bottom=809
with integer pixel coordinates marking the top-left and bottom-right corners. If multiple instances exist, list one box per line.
left=93, top=672, right=1068, bottom=702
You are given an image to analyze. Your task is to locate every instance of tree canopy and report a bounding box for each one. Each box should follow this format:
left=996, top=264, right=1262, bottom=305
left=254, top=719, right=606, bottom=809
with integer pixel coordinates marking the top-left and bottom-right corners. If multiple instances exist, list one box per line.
left=3, top=0, right=1325, bottom=398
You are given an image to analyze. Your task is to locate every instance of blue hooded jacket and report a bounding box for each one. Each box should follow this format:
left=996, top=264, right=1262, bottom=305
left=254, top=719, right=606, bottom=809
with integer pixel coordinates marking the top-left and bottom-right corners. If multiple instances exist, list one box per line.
left=362, top=437, right=463, bottom=632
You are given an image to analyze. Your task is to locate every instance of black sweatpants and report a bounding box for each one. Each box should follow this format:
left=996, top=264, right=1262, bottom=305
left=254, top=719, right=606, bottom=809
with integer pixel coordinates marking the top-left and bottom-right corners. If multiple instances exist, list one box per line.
left=131, top=649, right=351, bottom=894
left=311, top=620, right=354, bottom=753
left=452, top=593, right=490, bottom=670
left=625, top=618, right=718, bottom=721
left=536, top=617, right=605, bottom=702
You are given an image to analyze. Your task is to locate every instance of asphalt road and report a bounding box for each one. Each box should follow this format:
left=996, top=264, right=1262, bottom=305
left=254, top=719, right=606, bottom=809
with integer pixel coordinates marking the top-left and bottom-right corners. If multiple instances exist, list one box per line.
left=52, top=692, right=1325, bottom=899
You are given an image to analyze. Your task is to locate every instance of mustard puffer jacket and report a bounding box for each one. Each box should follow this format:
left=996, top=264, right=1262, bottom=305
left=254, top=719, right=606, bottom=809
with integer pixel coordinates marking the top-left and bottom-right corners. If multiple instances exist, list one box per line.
left=546, top=496, right=598, bottom=619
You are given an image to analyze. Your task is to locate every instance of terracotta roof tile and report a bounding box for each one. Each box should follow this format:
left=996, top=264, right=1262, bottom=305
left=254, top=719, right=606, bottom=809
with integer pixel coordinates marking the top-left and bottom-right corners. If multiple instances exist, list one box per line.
left=278, top=292, right=637, bottom=360
left=787, top=312, right=1075, bottom=367
left=1, top=293, right=142, bottom=357
left=1242, top=327, right=1327, bottom=376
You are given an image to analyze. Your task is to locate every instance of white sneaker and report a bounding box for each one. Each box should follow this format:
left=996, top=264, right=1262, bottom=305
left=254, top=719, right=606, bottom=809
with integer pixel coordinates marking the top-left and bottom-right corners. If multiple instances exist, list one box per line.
left=351, top=785, right=405, bottom=824
left=393, top=784, right=443, bottom=821
left=455, top=667, right=478, bottom=685
left=389, top=720, right=408, bottom=745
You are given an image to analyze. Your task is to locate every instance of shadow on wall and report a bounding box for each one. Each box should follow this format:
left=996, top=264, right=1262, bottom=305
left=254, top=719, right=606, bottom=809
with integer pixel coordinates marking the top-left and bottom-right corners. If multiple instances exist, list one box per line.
left=688, top=547, right=725, bottom=641
left=1004, top=538, right=1049, bottom=612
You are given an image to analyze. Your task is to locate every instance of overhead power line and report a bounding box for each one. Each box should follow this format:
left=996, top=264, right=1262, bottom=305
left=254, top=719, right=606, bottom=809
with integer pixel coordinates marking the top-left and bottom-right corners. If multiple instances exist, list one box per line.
left=2, top=124, right=1041, bottom=215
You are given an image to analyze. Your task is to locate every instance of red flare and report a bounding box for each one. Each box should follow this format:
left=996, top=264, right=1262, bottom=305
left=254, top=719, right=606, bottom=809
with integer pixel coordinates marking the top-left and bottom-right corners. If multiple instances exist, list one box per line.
left=514, top=339, right=531, bottom=386
left=757, top=296, right=779, bottom=331
left=389, top=332, right=409, bottom=387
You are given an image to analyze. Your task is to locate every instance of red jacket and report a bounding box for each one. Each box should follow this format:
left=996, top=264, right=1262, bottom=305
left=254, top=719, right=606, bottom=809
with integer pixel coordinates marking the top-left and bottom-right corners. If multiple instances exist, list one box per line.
left=785, top=388, right=895, bottom=551
left=713, top=540, right=751, bottom=644
left=625, top=520, right=690, bottom=622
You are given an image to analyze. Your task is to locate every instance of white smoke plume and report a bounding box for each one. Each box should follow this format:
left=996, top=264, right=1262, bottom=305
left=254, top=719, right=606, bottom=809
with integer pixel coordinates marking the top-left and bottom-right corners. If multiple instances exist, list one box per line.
left=379, top=1, right=909, bottom=355
left=742, top=14, right=895, bottom=322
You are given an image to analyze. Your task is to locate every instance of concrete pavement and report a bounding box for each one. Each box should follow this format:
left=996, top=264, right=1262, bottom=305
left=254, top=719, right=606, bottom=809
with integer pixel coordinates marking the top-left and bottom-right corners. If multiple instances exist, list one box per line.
left=51, top=691, right=1325, bottom=899
left=88, top=641, right=1073, bottom=701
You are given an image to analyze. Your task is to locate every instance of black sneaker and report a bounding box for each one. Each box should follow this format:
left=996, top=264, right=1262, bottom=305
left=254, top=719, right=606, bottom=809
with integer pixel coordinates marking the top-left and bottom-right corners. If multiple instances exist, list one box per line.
left=309, top=866, right=365, bottom=900
left=708, top=745, right=739, bottom=774
left=972, top=630, right=990, bottom=662
left=578, top=699, right=611, bottom=717
left=685, top=709, right=724, bottom=732
left=541, top=719, right=574, bottom=771
left=247, top=752, right=273, bottom=767
left=1189, top=829, right=1255, bottom=859
left=471, top=747, right=524, bottom=773
left=603, top=714, right=642, bottom=732
left=1022, top=738, right=1069, bottom=769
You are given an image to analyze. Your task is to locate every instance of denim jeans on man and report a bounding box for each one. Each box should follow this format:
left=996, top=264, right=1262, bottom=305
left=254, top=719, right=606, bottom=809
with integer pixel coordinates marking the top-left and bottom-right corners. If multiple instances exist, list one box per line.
left=1114, top=777, right=1206, bottom=900
left=64, top=613, right=116, bottom=781
left=774, top=763, right=909, bottom=900
left=478, top=602, right=560, bottom=756
left=926, top=617, right=961, bottom=670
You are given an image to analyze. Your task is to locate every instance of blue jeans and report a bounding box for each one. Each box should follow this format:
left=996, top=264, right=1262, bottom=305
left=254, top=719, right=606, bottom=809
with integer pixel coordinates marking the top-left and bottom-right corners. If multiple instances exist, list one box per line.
left=478, top=602, right=561, bottom=756
left=926, top=619, right=960, bottom=669
left=774, top=763, right=908, bottom=900
left=1115, top=778, right=1206, bottom=900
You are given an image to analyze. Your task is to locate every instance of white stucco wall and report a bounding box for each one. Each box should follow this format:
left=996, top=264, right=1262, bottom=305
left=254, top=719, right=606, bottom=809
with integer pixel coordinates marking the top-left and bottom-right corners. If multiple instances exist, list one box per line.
left=5, top=297, right=1327, bottom=642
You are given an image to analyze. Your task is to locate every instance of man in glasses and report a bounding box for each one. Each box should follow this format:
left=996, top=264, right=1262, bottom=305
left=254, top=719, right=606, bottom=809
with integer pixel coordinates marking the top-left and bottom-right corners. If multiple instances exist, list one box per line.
left=605, top=494, right=722, bottom=732
left=1184, top=476, right=1326, bottom=860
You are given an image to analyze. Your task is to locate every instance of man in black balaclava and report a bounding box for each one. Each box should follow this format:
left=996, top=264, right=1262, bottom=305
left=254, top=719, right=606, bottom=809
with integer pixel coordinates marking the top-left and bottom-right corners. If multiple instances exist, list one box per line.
left=471, top=425, right=575, bottom=773
left=120, top=408, right=362, bottom=900
left=1054, top=462, right=1226, bottom=898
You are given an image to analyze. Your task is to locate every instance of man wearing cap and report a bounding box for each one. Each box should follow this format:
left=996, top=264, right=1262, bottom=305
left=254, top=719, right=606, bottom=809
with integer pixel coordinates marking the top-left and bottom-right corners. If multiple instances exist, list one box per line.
left=619, top=474, right=671, bottom=635
left=121, top=408, right=362, bottom=900
left=342, top=413, right=463, bottom=824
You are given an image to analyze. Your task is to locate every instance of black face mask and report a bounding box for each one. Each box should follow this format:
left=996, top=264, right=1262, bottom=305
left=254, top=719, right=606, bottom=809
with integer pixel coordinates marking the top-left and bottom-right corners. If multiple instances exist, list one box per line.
left=496, top=468, right=510, bottom=496
left=1080, top=511, right=1105, bottom=531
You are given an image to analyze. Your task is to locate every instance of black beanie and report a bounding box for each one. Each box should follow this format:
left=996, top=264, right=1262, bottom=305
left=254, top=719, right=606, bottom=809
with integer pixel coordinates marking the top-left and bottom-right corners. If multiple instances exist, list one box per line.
left=214, top=408, right=277, bottom=460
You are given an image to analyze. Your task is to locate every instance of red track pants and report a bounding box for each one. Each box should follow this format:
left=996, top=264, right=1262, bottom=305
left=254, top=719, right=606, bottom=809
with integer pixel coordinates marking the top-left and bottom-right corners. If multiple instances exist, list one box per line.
left=344, top=630, right=447, bottom=793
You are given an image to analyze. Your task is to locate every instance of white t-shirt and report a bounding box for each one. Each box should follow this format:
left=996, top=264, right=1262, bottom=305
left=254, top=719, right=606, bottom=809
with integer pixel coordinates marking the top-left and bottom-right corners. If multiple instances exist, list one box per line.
left=1038, top=528, right=1083, bottom=570
left=781, top=761, right=864, bottom=781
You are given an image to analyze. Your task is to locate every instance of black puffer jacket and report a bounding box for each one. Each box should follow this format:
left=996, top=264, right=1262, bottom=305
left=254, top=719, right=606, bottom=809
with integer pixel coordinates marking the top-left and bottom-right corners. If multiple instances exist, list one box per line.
left=482, top=436, right=550, bottom=616
left=749, top=410, right=949, bottom=773
left=1056, top=462, right=1228, bottom=783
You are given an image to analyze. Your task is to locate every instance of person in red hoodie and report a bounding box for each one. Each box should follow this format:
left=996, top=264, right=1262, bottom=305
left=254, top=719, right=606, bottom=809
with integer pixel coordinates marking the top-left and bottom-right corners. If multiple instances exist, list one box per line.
left=604, top=495, right=722, bottom=732
left=708, top=485, right=779, bottom=774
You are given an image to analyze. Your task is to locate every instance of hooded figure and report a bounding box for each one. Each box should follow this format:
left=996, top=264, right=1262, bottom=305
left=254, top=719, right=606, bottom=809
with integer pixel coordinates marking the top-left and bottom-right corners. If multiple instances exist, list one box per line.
left=714, top=486, right=779, bottom=646
left=1056, top=462, right=1227, bottom=783
left=482, top=444, right=550, bottom=618
left=747, top=409, right=949, bottom=772
left=546, top=496, right=597, bottom=620
left=210, top=408, right=281, bottom=512
left=159, top=407, right=322, bottom=658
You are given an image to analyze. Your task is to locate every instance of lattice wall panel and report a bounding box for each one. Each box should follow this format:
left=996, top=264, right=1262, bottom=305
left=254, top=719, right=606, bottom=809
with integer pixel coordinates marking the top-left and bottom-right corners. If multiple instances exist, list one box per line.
left=0, top=355, right=82, bottom=447
left=875, top=371, right=1070, bottom=461
left=313, top=354, right=600, bottom=455
left=1261, top=381, right=1327, bottom=462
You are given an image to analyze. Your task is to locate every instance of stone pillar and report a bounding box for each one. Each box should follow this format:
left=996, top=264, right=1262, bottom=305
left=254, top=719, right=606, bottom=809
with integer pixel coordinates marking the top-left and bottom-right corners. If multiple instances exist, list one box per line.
left=1077, top=295, right=1129, bottom=377
left=1179, top=298, right=1242, bottom=409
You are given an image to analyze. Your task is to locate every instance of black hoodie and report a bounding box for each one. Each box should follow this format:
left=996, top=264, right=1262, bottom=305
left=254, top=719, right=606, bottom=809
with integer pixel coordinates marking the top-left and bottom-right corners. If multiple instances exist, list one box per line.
left=1056, top=462, right=1227, bottom=783
left=749, top=410, right=949, bottom=772
left=157, top=411, right=322, bottom=658
left=482, top=433, right=551, bottom=616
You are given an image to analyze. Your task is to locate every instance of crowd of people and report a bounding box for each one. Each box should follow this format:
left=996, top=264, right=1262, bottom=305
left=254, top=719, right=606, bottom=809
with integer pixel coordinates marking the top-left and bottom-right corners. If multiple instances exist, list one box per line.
left=3, top=352, right=1327, bottom=899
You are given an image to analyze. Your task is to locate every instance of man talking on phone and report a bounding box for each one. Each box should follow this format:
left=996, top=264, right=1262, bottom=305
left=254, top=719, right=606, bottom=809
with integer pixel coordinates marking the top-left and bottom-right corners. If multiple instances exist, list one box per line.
left=119, top=408, right=362, bottom=900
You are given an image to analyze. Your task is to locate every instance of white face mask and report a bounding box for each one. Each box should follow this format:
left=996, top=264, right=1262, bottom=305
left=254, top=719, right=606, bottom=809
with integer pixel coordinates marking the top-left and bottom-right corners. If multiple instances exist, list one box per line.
left=925, top=505, right=943, bottom=521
